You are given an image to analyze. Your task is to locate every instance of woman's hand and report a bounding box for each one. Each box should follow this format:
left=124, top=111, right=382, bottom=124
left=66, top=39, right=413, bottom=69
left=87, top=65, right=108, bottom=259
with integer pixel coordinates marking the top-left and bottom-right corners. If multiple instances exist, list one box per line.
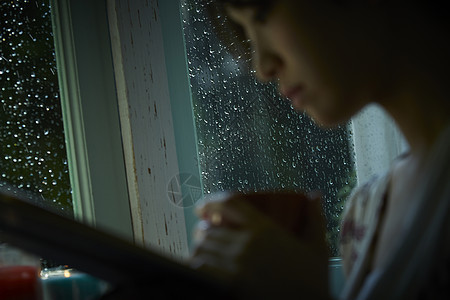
left=190, top=192, right=331, bottom=299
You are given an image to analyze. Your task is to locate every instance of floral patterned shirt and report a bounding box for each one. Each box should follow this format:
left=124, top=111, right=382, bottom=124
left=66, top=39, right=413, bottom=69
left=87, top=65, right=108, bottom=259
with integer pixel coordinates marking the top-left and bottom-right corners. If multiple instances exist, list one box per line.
left=338, top=124, right=450, bottom=300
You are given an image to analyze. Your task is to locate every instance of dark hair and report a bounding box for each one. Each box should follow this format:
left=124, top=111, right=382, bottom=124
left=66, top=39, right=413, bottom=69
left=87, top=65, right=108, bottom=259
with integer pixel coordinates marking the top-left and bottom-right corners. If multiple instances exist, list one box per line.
left=204, top=0, right=450, bottom=61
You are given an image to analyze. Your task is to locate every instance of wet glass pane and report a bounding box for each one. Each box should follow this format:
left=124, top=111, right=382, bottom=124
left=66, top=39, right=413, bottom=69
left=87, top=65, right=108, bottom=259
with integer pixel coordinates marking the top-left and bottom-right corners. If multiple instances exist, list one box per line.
left=181, top=0, right=356, bottom=255
left=0, top=0, right=72, bottom=218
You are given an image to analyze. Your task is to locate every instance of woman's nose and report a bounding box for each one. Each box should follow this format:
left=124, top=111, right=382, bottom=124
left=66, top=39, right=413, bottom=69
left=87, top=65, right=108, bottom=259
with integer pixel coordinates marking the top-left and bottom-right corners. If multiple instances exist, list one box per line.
left=252, top=47, right=282, bottom=82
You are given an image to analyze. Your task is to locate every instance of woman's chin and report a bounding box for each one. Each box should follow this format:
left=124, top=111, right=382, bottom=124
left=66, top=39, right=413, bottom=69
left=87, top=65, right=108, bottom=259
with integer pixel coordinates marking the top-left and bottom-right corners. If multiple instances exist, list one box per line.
left=305, top=109, right=349, bottom=129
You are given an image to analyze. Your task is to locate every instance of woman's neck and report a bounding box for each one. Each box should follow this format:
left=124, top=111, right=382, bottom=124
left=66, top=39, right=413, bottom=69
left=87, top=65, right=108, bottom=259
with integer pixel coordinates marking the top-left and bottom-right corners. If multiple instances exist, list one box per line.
left=375, top=10, right=450, bottom=158
left=380, top=72, right=450, bottom=158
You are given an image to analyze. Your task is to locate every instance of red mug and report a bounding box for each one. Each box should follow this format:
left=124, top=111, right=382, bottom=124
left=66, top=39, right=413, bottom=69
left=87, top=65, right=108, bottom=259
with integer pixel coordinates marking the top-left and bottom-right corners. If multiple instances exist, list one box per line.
left=0, top=265, right=41, bottom=300
left=200, top=191, right=316, bottom=238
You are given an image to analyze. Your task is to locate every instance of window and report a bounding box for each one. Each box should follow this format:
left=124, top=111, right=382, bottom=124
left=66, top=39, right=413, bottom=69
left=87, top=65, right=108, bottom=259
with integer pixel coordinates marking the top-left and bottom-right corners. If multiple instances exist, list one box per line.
left=0, top=0, right=72, bottom=216
left=0, top=0, right=73, bottom=272
left=180, top=0, right=356, bottom=256
left=1, top=0, right=133, bottom=263
left=1, top=6, right=134, bottom=296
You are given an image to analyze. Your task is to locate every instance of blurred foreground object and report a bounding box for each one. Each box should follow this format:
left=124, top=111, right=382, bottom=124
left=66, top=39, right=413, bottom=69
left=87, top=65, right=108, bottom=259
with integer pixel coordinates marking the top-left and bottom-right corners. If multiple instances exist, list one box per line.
left=0, top=265, right=41, bottom=300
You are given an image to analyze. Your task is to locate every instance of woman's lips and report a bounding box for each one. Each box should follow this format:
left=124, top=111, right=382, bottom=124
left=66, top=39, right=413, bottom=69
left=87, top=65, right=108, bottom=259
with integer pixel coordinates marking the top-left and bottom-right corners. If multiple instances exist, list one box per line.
left=281, top=85, right=305, bottom=110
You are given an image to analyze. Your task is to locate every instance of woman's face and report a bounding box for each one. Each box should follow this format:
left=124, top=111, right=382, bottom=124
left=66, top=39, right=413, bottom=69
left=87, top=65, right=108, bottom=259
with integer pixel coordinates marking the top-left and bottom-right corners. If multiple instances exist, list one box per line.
left=225, top=0, right=387, bottom=126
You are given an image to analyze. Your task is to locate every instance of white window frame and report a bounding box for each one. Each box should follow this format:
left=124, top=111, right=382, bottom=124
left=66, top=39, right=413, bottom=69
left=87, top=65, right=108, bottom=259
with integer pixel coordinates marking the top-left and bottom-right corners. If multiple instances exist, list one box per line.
left=51, top=0, right=133, bottom=241
left=105, top=0, right=196, bottom=259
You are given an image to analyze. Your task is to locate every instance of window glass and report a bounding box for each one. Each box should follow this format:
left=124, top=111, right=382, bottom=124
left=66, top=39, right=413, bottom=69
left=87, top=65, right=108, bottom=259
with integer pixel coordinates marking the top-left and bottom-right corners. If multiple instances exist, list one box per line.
left=0, top=0, right=72, bottom=218
left=181, top=0, right=356, bottom=255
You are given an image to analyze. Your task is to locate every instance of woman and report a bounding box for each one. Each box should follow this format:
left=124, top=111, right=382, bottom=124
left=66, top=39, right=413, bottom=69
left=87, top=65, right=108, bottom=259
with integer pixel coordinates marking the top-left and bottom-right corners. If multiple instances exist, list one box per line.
left=190, top=1, right=450, bottom=299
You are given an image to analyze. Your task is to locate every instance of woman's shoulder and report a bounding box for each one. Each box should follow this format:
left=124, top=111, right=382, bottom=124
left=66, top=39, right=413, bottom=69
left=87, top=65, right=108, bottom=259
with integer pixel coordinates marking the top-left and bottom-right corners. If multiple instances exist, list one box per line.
left=343, top=151, right=410, bottom=220
left=344, top=172, right=390, bottom=217
left=339, top=154, right=409, bottom=276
